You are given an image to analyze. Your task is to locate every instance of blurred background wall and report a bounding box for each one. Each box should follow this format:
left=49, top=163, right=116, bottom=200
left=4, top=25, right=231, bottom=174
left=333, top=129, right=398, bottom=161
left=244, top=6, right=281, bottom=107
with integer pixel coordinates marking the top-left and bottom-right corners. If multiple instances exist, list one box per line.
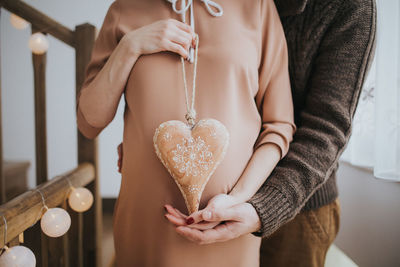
left=1, top=0, right=123, bottom=198
left=336, top=162, right=400, bottom=267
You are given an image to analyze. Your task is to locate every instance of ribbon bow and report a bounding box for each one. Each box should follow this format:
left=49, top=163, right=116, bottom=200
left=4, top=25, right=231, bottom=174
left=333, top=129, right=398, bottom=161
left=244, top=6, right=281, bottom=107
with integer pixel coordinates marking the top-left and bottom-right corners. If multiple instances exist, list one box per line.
left=166, top=0, right=223, bottom=17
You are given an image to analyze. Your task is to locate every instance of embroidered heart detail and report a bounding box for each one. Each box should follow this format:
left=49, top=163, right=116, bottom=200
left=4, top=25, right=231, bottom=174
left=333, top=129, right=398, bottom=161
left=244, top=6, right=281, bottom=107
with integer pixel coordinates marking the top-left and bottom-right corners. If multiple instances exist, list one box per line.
left=153, top=119, right=229, bottom=215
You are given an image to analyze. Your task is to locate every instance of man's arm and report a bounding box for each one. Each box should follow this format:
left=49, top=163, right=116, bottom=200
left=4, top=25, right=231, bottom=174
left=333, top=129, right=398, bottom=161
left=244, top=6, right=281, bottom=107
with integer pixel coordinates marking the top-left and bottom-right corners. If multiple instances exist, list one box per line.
left=247, top=0, right=377, bottom=238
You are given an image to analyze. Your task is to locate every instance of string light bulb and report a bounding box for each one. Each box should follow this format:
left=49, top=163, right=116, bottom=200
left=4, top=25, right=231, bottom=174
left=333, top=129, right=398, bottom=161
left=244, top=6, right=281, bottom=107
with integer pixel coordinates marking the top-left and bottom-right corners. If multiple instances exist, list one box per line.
left=28, top=32, right=49, bottom=54
left=0, top=214, right=36, bottom=267
left=0, top=245, right=36, bottom=267
left=66, top=178, right=93, bottom=212
left=34, top=189, right=71, bottom=238
left=10, top=14, right=29, bottom=30
left=68, top=187, right=93, bottom=212
left=40, top=207, right=71, bottom=237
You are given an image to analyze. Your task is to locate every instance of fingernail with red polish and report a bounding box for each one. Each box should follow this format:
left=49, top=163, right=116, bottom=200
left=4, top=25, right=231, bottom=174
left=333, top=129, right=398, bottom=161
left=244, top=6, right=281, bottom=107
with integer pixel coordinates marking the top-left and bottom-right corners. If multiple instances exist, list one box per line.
left=186, top=217, right=194, bottom=225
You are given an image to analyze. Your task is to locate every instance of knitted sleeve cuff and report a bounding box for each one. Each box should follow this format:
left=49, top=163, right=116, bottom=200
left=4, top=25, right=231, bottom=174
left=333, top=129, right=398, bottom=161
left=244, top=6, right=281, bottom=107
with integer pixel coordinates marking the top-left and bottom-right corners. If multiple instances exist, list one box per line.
left=247, top=185, right=292, bottom=238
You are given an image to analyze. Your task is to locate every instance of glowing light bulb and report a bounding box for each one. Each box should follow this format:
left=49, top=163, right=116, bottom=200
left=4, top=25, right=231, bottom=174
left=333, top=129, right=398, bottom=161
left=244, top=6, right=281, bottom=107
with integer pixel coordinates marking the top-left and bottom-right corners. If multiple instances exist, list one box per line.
left=28, top=32, right=49, bottom=55
left=10, top=14, right=29, bottom=30
left=40, top=207, right=71, bottom=237
left=0, top=245, right=36, bottom=267
left=68, top=187, right=94, bottom=212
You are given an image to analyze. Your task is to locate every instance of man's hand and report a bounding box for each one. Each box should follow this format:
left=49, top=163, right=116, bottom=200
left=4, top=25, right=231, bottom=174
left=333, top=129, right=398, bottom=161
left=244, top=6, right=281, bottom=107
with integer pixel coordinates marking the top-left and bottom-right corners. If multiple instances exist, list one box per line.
left=164, top=194, right=261, bottom=245
left=117, top=142, right=123, bottom=173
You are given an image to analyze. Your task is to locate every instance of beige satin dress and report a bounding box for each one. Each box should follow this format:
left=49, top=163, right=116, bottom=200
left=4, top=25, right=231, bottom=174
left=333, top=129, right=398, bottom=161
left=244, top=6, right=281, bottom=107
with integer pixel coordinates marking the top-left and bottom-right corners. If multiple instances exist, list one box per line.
left=76, top=0, right=296, bottom=266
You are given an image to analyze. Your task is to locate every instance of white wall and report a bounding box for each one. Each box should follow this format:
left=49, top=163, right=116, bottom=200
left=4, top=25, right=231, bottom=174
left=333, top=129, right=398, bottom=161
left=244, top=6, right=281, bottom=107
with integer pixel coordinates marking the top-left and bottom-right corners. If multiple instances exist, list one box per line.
left=1, top=0, right=123, bottom=197
left=336, top=161, right=400, bottom=267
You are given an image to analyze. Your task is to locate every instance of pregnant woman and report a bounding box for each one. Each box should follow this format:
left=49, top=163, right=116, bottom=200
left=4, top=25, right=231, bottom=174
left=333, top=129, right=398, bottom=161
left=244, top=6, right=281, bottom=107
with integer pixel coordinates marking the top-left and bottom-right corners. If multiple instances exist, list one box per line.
left=76, top=0, right=296, bottom=266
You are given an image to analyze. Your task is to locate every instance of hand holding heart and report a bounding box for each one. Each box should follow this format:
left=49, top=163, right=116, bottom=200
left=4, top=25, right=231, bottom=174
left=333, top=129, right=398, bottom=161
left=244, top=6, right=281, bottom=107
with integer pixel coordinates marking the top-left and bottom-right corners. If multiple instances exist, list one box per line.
left=116, top=142, right=263, bottom=244
left=164, top=194, right=262, bottom=245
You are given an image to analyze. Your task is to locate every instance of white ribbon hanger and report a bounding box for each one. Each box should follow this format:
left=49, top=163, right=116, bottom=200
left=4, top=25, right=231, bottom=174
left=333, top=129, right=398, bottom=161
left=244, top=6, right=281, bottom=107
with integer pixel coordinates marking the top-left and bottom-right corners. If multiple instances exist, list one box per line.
left=165, top=0, right=223, bottom=63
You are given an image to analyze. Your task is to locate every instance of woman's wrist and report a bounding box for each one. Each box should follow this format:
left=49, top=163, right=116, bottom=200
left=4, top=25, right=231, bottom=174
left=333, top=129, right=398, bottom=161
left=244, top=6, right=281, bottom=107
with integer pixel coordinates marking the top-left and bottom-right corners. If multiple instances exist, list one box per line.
left=228, top=188, right=251, bottom=203
left=79, top=35, right=141, bottom=128
left=228, top=143, right=281, bottom=204
left=121, top=31, right=142, bottom=59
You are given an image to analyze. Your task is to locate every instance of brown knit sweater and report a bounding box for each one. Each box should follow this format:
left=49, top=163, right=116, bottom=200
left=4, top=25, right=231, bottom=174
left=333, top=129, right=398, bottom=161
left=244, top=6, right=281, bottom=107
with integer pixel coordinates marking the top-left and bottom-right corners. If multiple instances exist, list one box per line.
left=247, top=0, right=377, bottom=238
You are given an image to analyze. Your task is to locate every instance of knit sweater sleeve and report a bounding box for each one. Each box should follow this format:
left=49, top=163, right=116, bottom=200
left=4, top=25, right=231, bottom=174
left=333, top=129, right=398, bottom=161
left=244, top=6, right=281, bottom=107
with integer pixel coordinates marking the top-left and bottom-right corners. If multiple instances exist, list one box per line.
left=247, top=0, right=377, bottom=238
left=253, top=0, right=297, bottom=160
left=76, top=0, right=121, bottom=139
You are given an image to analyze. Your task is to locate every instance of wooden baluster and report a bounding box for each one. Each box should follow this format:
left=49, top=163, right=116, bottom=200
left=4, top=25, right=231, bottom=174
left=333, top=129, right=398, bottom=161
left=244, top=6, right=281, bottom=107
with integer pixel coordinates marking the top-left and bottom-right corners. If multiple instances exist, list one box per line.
left=75, top=23, right=102, bottom=267
left=31, top=29, right=48, bottom=186
left=61, top=197, right=71, bottom=267
left=0, top=8, right=5, bottom=205
left=0, top=8, right=16, bottom=249
left=23, top=25, right=48, bottom=267
left=31, top=25, right=66, bottom=267
left=66, top=199, right=83, bottom=267
left=25, top=25, right=48, bottom=267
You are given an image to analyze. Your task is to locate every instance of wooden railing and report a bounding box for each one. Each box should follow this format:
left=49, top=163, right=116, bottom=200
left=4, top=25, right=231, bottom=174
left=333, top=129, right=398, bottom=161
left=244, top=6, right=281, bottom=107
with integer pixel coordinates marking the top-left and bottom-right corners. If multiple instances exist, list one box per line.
left=0, top=0, right=102, bottom=266
left=0, top=163, right=95, bottom=247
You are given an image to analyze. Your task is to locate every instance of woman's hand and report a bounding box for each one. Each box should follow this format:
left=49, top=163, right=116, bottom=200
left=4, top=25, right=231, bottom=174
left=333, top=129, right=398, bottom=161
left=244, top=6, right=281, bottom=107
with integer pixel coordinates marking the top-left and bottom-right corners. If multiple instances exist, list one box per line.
left=123, top=18, right=196, bottom=59
left=164, top=194, right=240, bottom=231
left=164, top=204, right=220, bottom=230
left=166, top=198, right=261, bottom=244
left=164, top=194, right=262, bottom=244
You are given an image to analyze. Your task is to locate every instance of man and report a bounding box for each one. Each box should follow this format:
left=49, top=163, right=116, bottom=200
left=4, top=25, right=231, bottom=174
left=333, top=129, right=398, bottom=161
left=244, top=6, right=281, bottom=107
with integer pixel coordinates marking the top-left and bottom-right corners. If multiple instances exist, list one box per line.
left=117, top=0, right=377, bottom=265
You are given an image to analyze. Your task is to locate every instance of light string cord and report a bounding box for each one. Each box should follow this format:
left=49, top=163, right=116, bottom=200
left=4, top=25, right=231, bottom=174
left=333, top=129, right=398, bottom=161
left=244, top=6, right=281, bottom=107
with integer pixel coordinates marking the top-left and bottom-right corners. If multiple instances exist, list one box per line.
left=28, top=188, right=49, bottom=228
left=182, top=33, right=199, bottom=127
left=0, top=212, right=8, bottom=253
left=65, top=177, right=74, bottom=190
left=64, top=177, right=76, bottom=202
left=13, top=14, right=59, bottom=36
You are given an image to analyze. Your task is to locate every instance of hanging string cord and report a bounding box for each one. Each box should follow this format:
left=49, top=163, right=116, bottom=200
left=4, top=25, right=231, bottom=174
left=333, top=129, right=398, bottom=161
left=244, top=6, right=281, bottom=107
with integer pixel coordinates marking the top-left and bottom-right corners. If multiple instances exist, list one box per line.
left=165, top=0, right=223, bottom=62
left=182, top=33, right=199, bottom=127
left=168, top=0, right=192, bottom=14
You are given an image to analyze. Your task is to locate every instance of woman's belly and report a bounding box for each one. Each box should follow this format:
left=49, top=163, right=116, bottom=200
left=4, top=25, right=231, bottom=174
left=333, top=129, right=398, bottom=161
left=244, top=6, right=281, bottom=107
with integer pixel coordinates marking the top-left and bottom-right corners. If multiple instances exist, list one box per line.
left=119, top=44, right=262, bottom=212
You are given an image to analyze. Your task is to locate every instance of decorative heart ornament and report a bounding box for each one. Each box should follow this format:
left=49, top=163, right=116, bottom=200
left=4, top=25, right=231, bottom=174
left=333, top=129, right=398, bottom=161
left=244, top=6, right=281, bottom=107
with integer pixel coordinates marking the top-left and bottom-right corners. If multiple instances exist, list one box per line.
left=153, top=118, right=229, bottom=214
